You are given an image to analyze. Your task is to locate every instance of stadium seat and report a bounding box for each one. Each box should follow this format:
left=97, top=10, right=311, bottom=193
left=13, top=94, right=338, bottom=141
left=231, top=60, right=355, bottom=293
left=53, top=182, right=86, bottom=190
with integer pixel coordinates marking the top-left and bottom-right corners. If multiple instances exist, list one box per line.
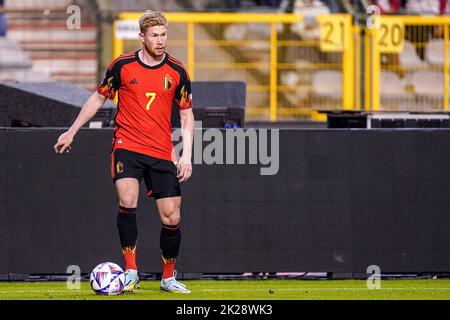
left=411, top=70, right=444, bottom=97
left=380, top=71, right=408, bottom=98
left=410, top=70, right=446, bottom=111
left=13, top=70, right=52, bottom=82
left=0, top=38, right=32, bottom=68
left=4, top=0, right=98, bottom=89
left=425, top=39, right=445, bottom=65
left=4, top=0, right=73, bottom=9
left=312, top=70, right=342, bottom=99
left=379, top=71, right=415, bottom=111
left=0, top=37, right=53, bottom=82
left=400, top=40, right=427, bottom=67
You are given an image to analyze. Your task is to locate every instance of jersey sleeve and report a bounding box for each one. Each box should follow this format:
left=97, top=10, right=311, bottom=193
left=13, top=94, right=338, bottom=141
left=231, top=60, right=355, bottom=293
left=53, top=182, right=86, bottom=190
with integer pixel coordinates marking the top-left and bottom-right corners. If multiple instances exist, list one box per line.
left=175, top=69, right=192, bottom=110
left=97, top=59, right=121, bottom=100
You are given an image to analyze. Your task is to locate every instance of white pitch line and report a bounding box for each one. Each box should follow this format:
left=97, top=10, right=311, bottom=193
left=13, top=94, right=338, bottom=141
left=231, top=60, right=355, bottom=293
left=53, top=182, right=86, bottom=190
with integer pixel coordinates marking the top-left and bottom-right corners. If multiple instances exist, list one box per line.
left=0, top=287, right=449, bottom=294
left=198, top=288, right=450, bottom=292
left=0, top=290, right=79, bottom=294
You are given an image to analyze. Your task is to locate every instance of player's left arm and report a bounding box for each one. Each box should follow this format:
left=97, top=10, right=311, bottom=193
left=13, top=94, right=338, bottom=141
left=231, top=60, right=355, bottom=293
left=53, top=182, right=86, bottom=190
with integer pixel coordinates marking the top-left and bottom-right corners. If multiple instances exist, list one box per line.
left=177, top=108, right=194, bottom=182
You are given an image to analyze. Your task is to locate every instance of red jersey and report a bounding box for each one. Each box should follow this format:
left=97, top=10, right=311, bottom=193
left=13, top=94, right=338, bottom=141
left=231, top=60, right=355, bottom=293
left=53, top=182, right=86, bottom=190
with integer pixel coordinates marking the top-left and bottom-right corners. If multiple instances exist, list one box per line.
left=97, top=50, right=192, bottom=161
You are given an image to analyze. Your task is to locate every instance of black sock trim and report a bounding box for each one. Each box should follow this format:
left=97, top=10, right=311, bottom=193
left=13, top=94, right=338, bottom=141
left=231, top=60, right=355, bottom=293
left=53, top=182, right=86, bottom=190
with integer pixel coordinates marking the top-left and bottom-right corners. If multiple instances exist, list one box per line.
left=119, top=206, right=137, bottom=214
left=161, top=221, right=181, bottom=230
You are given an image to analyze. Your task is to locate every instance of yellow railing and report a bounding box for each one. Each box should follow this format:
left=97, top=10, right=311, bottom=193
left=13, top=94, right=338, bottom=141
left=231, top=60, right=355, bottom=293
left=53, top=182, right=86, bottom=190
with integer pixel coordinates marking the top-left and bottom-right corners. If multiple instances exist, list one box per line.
left=112, top=13, right=450, bottom=121
left=112, top=12, right=356, bottom=122
left=366, top=15, right=450, bottom=112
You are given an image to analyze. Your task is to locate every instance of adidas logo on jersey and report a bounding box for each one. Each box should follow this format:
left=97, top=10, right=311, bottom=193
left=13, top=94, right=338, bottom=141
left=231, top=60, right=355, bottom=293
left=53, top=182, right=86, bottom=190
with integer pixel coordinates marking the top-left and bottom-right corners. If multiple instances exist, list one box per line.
left=129, top=78, right=138, bottom=85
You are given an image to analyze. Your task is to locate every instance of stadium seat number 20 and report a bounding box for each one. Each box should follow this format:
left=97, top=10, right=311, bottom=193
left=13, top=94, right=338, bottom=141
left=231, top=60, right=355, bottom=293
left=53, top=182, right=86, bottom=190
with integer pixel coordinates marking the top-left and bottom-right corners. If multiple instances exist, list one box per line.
left=376, top=20, right=404, bottom=53
left=145, top=92, right=157, bottom=110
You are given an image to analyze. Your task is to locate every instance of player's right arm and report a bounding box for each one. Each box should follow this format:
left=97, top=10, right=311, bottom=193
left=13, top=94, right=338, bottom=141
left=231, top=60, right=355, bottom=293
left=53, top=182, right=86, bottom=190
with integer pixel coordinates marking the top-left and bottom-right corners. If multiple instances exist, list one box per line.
left=54, top=58, right=122, bottom=154
left=53, top=92, right=107, bottom=154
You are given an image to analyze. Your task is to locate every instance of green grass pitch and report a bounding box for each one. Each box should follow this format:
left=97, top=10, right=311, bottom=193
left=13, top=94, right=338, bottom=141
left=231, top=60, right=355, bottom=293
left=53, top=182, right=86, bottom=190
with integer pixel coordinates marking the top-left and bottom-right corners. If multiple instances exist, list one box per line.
left=0, top=279, right=448, bottom=300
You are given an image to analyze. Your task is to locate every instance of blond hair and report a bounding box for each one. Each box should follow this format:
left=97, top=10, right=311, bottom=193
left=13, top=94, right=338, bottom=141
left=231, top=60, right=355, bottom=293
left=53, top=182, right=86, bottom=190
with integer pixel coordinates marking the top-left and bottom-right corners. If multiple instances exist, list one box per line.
left=139, top=10, right=168, bottom=34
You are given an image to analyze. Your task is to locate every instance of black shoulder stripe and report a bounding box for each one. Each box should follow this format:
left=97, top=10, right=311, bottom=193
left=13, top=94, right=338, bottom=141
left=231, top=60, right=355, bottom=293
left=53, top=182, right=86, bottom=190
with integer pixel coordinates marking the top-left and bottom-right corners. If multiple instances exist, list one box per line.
left=111, top=56, right=136, bottom=73
left=109, top=55, right=136, bottom=87
left=167, top=59, right=189, bottom=83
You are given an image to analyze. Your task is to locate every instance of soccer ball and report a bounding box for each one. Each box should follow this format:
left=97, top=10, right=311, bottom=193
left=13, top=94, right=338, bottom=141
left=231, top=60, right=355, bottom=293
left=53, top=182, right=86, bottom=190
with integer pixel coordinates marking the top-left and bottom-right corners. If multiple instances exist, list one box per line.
left=90, top=262, right=125, bottom=295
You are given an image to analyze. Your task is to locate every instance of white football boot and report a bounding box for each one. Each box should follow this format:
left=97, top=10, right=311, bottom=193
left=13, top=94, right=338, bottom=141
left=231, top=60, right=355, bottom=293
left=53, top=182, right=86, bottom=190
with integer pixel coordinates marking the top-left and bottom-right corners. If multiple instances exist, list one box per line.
left=123, top=269, right=140, bottom=292
left=160, top=270, right=191, bottom=294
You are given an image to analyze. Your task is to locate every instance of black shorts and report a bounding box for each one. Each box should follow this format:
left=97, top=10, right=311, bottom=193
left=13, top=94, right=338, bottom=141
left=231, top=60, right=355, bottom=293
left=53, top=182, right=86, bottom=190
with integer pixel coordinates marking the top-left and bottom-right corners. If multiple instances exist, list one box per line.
left=111, top=148, right=181, bottom=199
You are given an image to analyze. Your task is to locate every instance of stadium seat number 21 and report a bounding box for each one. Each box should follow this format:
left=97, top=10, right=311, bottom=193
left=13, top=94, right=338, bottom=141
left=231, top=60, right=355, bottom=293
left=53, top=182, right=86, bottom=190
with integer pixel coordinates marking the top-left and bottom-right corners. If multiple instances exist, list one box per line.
left=145, top=92, right=157, bottom=110
left=317, top=15, right=351, bottom=52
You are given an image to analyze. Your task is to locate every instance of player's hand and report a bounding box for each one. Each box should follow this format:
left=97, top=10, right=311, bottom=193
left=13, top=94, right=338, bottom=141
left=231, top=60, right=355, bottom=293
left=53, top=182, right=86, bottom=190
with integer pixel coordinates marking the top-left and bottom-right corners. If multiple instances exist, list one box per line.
left=53, top=131, right=74, bottom=154
left=177, top=157, right=192, bottom=182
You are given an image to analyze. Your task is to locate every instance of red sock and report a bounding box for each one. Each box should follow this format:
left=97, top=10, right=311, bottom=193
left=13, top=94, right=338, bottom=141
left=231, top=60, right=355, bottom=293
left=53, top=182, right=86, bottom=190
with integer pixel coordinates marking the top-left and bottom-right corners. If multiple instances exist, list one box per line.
left=162, top=256, right=176, bottom=279
left=123, top=246, right=137, bottom=270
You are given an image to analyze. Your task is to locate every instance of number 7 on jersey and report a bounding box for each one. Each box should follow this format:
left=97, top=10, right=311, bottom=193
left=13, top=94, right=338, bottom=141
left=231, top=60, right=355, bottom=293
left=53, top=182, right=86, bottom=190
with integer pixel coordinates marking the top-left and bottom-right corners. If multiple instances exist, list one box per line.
left=146, top=92, right=157, bottom=110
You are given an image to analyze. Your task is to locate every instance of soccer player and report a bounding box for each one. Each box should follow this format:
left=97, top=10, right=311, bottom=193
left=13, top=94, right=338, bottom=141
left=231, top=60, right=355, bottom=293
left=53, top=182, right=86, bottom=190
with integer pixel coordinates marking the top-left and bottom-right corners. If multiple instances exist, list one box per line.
left=53, top=10, right=194, bottom=294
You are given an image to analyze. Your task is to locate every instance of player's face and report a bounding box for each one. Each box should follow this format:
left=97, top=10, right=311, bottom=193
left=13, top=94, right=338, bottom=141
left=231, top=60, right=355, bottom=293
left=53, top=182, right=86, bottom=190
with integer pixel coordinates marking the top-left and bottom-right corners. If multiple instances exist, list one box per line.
left=140, top=25, right=168, bottom=58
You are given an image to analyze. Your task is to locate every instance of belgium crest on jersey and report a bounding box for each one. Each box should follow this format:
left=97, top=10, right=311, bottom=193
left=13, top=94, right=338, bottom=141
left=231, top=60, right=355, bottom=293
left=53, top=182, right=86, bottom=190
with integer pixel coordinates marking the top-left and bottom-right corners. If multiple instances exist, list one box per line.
left=116, top=161, right=124, bottom=174
left=164, top=74, right=172, bottom=89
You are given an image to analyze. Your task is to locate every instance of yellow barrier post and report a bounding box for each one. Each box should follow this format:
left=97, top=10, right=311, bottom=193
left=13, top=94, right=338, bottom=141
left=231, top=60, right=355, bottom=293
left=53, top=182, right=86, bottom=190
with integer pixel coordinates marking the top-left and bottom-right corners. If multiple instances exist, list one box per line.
left=112, top=19, right=124, bottom=58
left=270, top=22, right=278, bottom=122
left=317, top=14, right=354, bottom=112
left=369, top=16, right=406, bottom=112
left=444, top=25, right=449, bottom=111
left=372, top=28, right=381, bottom=112
left=365, top=28, right=372, bottom=111
left=353, top=25, right=362, bottom=111
left=187, top=22, right=195, bottom=80
left=342, top=15, right=354, bottom=110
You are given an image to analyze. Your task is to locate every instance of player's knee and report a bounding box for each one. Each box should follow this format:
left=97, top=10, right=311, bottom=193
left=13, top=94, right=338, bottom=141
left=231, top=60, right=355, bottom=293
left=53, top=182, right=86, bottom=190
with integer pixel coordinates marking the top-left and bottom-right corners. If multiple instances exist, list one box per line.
left=161, top=215, right=180, bottom=226
left=160, top=205, right=180, bottom=226
left=119, top=194, right=138, bottom=208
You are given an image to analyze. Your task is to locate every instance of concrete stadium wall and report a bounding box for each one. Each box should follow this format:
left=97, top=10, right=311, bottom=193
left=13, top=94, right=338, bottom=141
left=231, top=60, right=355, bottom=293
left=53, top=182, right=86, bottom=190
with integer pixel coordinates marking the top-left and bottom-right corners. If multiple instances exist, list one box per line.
left=0, top=128, right=449, bottom=275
